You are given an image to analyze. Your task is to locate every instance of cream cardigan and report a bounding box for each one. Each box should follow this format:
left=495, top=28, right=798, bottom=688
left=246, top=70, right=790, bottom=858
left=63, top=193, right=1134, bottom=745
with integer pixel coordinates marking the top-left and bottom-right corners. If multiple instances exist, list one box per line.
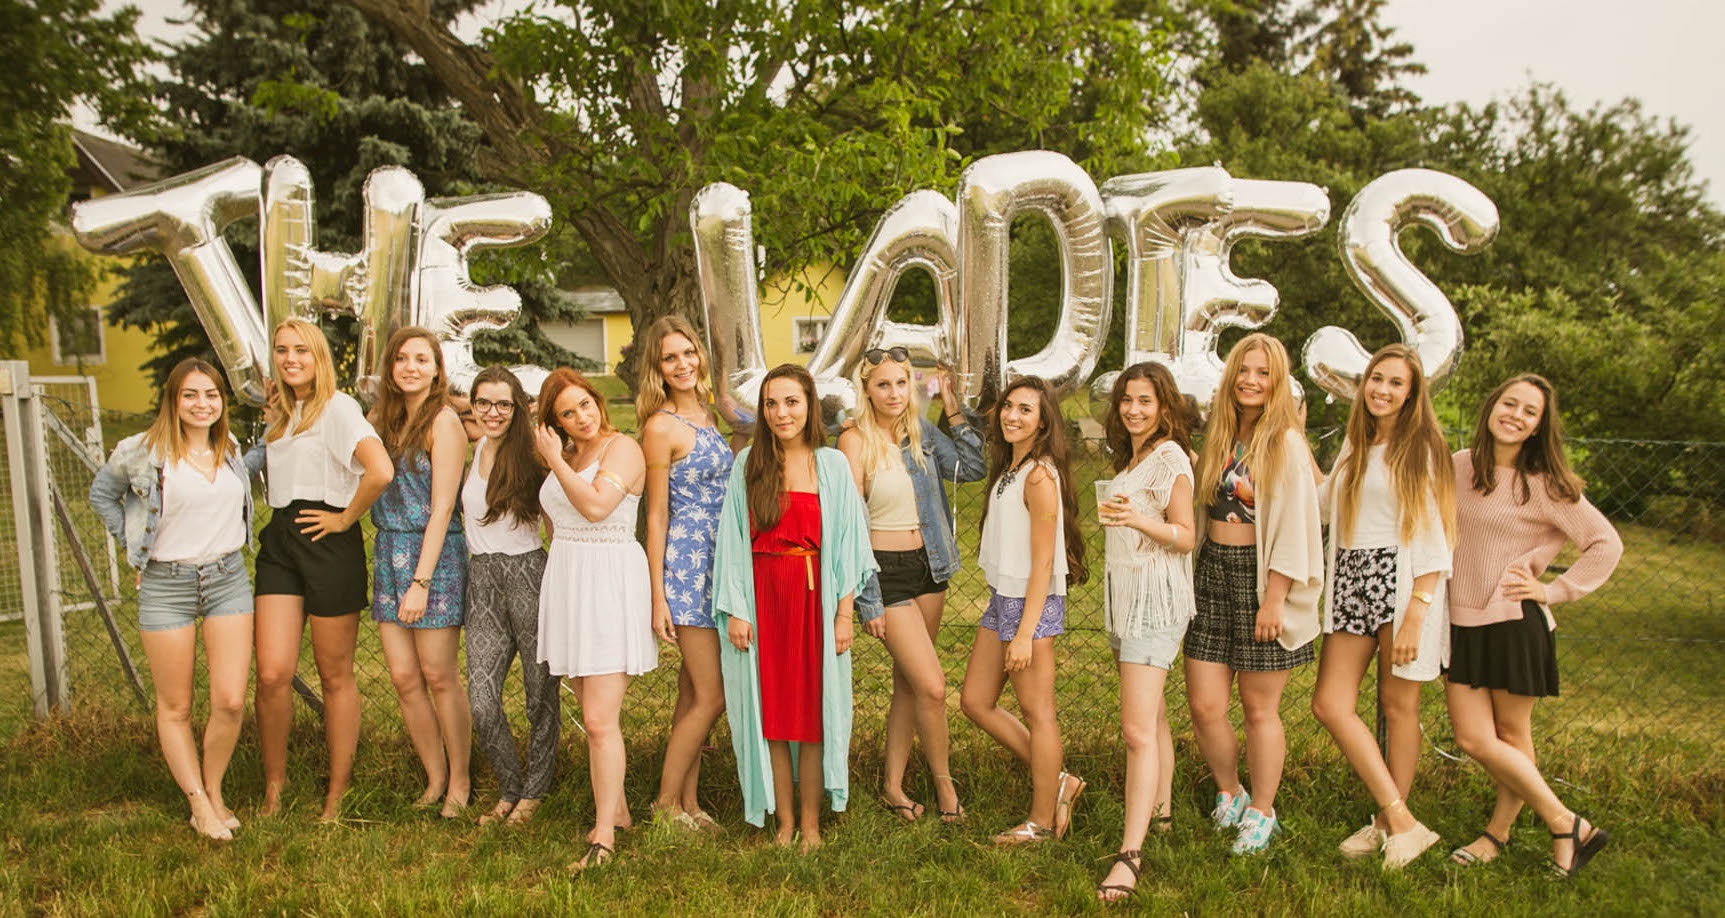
left=1198, top=429, right=1325, bottom=652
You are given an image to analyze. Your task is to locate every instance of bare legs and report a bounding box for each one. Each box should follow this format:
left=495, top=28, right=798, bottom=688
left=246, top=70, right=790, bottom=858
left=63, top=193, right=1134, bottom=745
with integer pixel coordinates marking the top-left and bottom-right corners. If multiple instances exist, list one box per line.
left=1185, top=657, right=1295, bottom=817
left=1311, top=632, right=1428, bottom=835
left=880, top=593, right=959, bottom=817
left=767, top=739, right=827, bottom=851
left=960, top=628, right=1061, bottom=831
left=1447, top=680, right=1599, bottom=869
left=254, top=594, right=360, bottom=820
left=1099, top=661, right=1171, bottom=898
left=139, top=612, right=253, bottom=838
left=569, top=673, right=631, bottom=867
left=379, top=623, right=473, bottom=815
left=654, top=626, right=725, bottom=819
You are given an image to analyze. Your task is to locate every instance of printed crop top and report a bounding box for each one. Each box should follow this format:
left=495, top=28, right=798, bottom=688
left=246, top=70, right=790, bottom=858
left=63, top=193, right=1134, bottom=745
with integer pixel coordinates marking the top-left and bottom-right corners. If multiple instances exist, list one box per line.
left=1208, top=442, right=1256, bottom=524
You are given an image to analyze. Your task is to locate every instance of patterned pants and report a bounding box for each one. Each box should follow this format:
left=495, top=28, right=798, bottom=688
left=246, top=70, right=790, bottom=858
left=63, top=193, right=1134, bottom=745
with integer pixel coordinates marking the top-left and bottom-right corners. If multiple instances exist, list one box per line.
left=466, top=550, right=560, bottom=801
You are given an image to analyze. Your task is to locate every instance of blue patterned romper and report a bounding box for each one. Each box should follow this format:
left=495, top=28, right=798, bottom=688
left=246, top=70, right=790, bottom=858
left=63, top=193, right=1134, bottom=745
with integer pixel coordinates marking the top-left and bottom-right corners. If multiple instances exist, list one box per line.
left=661, top=411, right=733, bottom=629
left=372, top=451, right=468, bottom=628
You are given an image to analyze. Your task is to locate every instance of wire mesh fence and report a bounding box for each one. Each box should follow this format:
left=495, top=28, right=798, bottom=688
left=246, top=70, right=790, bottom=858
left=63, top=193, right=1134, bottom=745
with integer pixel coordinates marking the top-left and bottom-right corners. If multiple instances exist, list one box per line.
left=7, top=410, right=1721, bottom=792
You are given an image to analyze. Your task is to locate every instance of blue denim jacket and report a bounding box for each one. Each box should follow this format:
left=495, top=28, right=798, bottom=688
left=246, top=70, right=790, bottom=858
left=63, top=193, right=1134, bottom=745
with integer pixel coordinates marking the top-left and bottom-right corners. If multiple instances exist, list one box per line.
left=855, top=415, right=986, bottom=621
left=89, top=432, right=261, bottom=569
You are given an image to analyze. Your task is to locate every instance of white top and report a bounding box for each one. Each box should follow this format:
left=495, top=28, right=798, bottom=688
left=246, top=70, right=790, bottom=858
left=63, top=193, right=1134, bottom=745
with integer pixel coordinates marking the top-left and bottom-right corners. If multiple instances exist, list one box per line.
left=1103, top=441, right=1195, bottom=639
left=461, top=437, right=544, bottom=555
left=154, top=460, right=247, bottom=563
left=264, top=392, right=379, bottom=508
left=864, top=453, right=919, bottom=531
left=979, top=458, right=1067, bottom=597
left=1319, top=442, right=1452, bottom=681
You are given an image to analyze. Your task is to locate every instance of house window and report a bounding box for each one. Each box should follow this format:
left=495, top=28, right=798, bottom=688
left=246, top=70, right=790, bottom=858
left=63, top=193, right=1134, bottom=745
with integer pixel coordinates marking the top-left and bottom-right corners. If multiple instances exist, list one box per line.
left=793, top=317, right=829, bottom=355
left=51, top=307, right=105, bottom=366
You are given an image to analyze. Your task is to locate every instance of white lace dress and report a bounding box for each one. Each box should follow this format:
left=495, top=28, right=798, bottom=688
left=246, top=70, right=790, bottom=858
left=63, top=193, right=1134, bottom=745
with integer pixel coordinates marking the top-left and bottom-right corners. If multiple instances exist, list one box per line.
left=536, top=455, right=658, bottom=678
left=1103, top=440, right=1196, bottom=641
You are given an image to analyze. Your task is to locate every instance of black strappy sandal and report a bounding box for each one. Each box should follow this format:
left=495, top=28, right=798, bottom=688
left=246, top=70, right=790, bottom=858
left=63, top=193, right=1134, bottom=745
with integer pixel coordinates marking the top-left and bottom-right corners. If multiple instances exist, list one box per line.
left=881, top=797, right=924, bottom=822
left=569, top=840, right=614, bottom=873
left=1096, top=850, right=1142, bottom=903
left=1550, top=815, right=1608, bottom=879
left=1450, top=830, right=1508, bottom=865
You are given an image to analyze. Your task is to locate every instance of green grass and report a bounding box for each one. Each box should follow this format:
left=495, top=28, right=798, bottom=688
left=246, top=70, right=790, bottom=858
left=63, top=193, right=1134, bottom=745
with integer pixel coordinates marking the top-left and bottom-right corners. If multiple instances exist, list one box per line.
left=2, top=405, right=1722, bottom=914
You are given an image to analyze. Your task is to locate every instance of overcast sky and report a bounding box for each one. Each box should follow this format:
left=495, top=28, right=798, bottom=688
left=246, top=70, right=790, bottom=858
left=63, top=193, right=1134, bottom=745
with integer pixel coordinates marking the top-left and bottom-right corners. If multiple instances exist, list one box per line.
left=100, top=0, right=1724, bottom=204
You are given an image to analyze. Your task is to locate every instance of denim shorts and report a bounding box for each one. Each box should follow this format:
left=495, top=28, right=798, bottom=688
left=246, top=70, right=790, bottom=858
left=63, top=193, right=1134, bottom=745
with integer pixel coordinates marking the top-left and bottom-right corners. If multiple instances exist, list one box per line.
left=137, top=551, right=254, bottom=632
left=1111, top=624, right=1187, bottom=670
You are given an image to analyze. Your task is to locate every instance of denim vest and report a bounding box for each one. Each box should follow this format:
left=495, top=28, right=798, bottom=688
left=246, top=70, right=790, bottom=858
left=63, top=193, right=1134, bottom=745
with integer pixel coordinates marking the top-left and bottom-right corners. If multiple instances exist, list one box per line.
left=855, top=415, right=986, bottom=621
left=89, top=433, right=260, bottom=570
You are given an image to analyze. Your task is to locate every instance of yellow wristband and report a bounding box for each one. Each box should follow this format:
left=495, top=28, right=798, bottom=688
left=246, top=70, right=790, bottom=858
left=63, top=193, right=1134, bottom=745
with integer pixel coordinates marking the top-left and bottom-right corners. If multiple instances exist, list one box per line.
left=1410, top=590, right=1434, bottom=605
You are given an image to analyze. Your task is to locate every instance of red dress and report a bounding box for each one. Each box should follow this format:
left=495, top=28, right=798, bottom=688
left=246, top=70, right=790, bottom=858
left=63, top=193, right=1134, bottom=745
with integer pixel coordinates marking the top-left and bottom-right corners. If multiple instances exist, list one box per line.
left=751, top=491, right=823, bottom=742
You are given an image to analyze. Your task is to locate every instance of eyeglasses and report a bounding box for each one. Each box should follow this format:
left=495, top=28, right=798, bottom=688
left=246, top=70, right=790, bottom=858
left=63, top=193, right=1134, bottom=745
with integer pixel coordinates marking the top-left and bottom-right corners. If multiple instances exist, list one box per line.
left=863, top=346, right=910, bottom=365
left=472, top=398, right=515, bottom=416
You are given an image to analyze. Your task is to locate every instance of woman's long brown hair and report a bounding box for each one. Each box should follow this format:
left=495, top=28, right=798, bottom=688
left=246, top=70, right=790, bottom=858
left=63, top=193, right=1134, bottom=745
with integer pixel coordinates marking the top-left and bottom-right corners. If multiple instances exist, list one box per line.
left=1467, top=373, right=1586, bottom=504
left=980, top=376, right=1088, bottom=586
left=745, top=364, right=825, bottom=533
left=537, top=368, right=615, bottom=452
left=370, top=326, right=449, bottom=461
left=472, top=365, right=544, bottom=527
left=1333, top=344, right=1456, bottom=546
left=143, top=358, right=233, bottom=466
left=1104, top=361, right=1195, bottom=474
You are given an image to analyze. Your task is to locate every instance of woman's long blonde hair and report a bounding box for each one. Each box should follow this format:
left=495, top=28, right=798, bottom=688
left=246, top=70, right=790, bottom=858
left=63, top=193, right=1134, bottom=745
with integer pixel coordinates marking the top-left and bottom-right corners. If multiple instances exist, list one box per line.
left=1334, top=344, right=1456, bottom=546
left=265, top=318, right=339, bottom=442
left=143, top=358, right=233, bottom=466
left=634, top=315, right=714, bottom=419
left=850, top=354, right=927, bottom=487
left=1195, top=333, right=1305, bottom=509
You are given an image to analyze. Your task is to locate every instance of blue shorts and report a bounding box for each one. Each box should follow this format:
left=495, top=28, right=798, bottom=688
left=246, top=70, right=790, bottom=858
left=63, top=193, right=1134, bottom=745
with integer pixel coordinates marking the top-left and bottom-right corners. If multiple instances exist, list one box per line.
left=980, top=590, right=1066, bottom=641
left=137, top=551, right=253, bottom=632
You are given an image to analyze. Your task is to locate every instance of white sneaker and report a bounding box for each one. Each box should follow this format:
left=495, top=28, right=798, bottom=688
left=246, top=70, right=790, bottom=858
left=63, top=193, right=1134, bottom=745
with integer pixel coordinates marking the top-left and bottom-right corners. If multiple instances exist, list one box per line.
left=1209, top=788, right=1251, bottom=830
left=1382, top=822, right=1441, bottom=869
left=1339, top=822, right=1383, bottom=858
left=1231, top=807, right=1279, bottom=855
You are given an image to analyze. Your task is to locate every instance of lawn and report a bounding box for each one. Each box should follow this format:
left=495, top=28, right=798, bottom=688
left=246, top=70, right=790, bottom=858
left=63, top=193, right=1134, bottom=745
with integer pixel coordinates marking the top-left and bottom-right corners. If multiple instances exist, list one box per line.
left=2, top=391, right=1720, bottom=915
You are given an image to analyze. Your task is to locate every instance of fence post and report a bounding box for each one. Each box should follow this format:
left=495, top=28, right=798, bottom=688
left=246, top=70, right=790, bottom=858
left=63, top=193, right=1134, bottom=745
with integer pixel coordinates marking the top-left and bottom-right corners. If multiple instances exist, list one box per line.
left=0, top=361, right=69, bottom=716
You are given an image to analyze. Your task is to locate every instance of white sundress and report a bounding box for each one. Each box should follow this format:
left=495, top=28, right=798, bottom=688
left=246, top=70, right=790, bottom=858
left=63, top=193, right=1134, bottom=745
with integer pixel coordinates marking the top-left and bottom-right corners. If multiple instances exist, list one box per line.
left=536, top=444, right=658, bottom=678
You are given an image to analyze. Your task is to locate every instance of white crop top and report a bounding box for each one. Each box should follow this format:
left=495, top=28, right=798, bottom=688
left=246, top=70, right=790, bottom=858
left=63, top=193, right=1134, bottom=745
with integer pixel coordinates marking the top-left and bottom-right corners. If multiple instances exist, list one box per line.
left=461, top=437, right=544, bottom=555
left=979, top=458, right=1068, bottom=597
left=154, top=460, right=247, bottom=563
left=264, top=392, right=379, bottom=509
left=865, top=453, right=920, bottom=531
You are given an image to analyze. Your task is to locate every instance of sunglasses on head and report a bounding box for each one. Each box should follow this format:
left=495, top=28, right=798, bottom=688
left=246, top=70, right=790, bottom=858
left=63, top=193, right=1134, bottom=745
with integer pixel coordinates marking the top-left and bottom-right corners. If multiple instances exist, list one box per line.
left=863, top=346, right=911, bottom=365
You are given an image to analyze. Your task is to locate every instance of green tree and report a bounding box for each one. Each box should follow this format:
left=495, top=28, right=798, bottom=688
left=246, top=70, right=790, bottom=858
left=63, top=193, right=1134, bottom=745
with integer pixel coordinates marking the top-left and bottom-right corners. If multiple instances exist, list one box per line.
left=0, top=0, right=157, bottom=353
left=109, top=0, right=588, bottom=383
left=337, top=0, right=1174, bottom=387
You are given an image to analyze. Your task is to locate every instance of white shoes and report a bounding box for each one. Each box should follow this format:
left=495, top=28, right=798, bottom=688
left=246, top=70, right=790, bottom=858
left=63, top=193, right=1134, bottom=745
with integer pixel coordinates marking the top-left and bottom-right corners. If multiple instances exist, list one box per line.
left=1339, top=822, right=1383, bottom=858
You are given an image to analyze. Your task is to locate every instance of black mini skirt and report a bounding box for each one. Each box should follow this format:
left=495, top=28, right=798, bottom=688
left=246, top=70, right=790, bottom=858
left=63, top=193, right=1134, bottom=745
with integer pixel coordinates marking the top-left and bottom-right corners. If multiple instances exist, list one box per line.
left=1446, top=600, right=1559, bottom=697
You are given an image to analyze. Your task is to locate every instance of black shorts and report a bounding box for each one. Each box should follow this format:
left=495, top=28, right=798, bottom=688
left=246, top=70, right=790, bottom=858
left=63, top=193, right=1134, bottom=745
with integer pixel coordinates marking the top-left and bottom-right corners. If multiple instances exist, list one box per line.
left=874, top=548, right=947, bottom=608
left=1446, top=600, right=1559, bottom=697
left=254, top=500, right=369, bottom=616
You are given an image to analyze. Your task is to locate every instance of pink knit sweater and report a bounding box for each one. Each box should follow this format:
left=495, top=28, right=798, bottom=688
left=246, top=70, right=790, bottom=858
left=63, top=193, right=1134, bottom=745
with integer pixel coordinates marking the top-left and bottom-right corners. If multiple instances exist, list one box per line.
left=1450, top=450, right=1623, bottom=628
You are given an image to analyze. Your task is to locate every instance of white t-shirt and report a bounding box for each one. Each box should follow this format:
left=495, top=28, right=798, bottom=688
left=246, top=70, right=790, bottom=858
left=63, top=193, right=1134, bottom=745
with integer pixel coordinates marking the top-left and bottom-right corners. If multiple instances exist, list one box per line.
left=264, top=391, right=379, bottom=508
left=154, top=460, right=247, bottom=562
left=461, top=437, right=544, bottom=555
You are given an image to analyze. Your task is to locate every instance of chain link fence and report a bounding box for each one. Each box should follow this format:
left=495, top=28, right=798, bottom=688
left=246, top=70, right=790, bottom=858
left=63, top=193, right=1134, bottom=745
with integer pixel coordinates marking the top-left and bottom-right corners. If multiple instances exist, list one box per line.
left=8, top=407, right=1721, bottom=789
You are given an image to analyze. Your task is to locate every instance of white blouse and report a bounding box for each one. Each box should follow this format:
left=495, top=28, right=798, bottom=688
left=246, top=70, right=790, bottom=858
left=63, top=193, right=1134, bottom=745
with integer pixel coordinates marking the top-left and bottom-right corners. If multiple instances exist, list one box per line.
left=461, top=437, right=544, bottom=556
left=1102, top=440, right=1195, bottom=639
left=154, top=460, right=247, bottom=563
left=979, top=458, right=1068, bottom=598
left=264, top=391, right=379, bottom=509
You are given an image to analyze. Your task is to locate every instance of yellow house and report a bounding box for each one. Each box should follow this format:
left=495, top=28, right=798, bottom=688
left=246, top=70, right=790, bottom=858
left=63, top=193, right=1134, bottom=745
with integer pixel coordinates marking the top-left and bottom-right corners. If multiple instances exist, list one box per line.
left=541, top=264, right=846, bottom=382
left=18, top=131, right=162, bottom=416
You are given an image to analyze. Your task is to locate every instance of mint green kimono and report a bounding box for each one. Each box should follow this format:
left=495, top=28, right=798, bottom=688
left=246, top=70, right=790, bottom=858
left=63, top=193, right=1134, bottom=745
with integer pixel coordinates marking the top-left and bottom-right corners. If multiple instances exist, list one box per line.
left=712, top=446, right=876, bottom=828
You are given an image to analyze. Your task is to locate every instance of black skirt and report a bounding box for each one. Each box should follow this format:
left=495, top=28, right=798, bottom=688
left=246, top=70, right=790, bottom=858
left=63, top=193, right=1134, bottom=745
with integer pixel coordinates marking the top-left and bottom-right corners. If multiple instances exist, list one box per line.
left=1447, top=600, right=1559, bottom=697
